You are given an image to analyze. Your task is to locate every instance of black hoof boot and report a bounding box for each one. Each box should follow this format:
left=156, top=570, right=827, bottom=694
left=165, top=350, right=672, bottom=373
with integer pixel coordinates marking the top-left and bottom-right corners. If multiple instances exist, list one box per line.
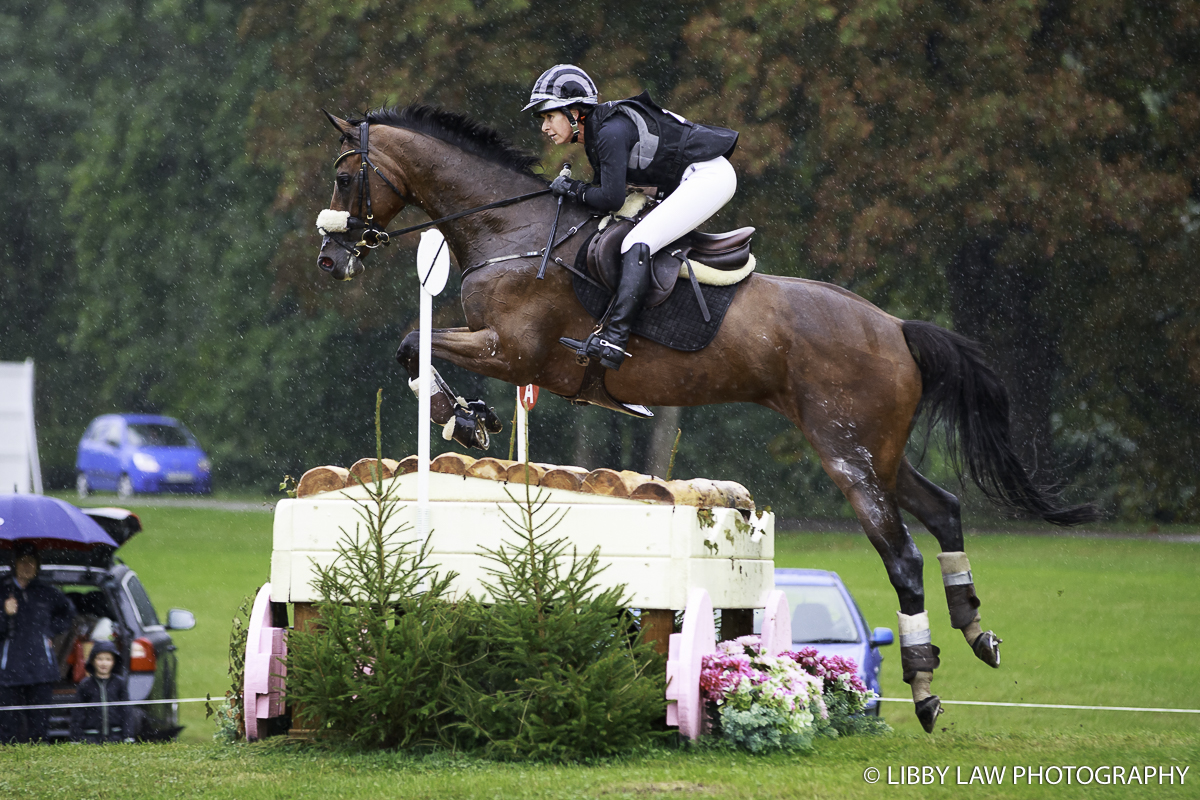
left=915, top=696, right=943, bottom=733
left=971, top=630, right=1002, bottom=668
left=449, top=407, right=489, bottom=450
left=466, top=399, right=503, bottom=434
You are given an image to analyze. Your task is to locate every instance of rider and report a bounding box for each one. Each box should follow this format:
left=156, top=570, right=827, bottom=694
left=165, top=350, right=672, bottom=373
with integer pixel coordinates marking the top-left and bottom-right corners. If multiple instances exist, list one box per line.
left=524, top=64, right=739, bottom=370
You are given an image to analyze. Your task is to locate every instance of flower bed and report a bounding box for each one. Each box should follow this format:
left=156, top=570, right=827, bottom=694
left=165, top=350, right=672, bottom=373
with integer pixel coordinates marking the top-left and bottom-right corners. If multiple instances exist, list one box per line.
left=699, top=636, right=888, bottom=752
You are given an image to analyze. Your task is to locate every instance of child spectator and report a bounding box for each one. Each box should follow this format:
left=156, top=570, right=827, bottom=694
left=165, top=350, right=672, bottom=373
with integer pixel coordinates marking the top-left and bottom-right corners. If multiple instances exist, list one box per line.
left=70, top=641, right=135, bottom=743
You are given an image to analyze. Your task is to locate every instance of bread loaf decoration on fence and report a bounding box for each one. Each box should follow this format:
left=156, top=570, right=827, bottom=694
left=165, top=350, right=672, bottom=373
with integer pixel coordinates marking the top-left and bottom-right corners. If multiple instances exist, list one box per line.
left=294, top=456, right=754, bottom=514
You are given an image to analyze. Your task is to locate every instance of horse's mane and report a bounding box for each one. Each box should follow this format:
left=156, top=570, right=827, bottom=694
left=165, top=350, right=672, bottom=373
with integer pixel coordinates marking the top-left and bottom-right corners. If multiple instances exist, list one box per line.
left=349, top=105, right=544, bottom=179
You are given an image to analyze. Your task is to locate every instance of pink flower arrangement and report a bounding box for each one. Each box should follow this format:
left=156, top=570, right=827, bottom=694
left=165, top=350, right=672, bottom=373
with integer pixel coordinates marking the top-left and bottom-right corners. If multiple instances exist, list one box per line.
left=780, top=647, right=869, bottom=695
left=700, top=637, right=873, bottom=716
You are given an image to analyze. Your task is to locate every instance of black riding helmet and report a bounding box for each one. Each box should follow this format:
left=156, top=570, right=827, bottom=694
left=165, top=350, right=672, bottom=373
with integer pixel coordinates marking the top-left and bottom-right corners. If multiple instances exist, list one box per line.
left=524, top=64, right=598, bottom=142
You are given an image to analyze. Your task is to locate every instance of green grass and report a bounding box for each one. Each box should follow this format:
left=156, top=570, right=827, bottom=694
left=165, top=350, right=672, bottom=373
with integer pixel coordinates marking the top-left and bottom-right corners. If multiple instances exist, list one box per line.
left=8, top=507, right=1196, bottom=798
left=774, top=530, right=1200, bottom=737
left=3, top=733, right=1196, bottom=799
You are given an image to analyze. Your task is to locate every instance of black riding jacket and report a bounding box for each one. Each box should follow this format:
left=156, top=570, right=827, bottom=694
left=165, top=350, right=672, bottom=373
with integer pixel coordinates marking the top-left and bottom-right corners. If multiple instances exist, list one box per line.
left=0, top=575, right=73, bottom=686
left=575, top=92, right=739, bottom=213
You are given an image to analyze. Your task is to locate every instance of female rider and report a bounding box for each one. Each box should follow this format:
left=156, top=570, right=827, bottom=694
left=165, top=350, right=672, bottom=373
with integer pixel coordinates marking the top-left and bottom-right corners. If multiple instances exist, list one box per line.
left=524, top=65, right=739, bottom=371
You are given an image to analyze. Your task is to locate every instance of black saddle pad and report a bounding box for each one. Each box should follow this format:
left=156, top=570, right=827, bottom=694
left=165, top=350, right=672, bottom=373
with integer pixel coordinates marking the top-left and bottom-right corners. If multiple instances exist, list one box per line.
left=571, top=267, right=743, bottom=352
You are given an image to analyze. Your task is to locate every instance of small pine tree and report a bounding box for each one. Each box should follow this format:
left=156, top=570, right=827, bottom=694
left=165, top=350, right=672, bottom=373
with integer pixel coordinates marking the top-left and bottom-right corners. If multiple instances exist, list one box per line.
left=451, top=476, right=666, bottom=760
left=284, top=391, right=471, bottom=748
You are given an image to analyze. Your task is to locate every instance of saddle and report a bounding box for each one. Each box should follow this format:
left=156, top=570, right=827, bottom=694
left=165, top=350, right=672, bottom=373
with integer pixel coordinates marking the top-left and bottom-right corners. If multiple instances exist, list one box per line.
left=585, top=209, right=754, bottom=322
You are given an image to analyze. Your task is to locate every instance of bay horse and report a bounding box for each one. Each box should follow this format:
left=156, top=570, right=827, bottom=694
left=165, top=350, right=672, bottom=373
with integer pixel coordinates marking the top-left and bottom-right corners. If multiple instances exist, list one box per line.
left=314, top=105, right=1098, bottom=732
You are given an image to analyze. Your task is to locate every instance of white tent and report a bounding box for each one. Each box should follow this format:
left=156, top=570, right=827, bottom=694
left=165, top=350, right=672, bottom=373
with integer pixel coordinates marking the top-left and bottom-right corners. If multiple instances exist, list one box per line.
left=0, top=359, right=43, bottom=494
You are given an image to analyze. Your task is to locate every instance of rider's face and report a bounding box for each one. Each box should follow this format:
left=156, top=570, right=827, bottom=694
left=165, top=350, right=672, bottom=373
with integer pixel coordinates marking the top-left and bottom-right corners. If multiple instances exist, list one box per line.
left=539, top=110, right=576, bottom=145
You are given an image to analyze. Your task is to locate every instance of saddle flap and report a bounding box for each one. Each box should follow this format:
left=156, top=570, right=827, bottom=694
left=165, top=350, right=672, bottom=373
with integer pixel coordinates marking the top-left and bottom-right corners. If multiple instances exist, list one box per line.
left=586, top=219, right=754, bottom=310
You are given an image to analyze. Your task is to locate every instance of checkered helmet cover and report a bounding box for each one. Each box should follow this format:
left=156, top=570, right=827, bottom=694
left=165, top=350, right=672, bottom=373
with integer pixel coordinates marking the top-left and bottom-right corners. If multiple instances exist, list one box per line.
left=522, top=64, right=599, bottom=113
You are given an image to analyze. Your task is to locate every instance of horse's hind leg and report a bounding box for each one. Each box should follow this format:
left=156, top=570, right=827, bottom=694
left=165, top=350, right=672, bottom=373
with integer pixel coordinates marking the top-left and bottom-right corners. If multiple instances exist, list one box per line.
left=818, top=453, right=943, bottom=732
left=396, top=330, right=503, bottom=450
left=895, top=460, right=1002, bottom=668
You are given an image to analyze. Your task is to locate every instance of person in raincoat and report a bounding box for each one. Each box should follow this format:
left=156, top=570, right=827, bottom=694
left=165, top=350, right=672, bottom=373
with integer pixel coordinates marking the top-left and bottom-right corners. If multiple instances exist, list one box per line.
left=1, top=542, right=74, bottom=742
left=71, top=641, right=136, bottom=743
left=524, top=64, right=740, bottom=371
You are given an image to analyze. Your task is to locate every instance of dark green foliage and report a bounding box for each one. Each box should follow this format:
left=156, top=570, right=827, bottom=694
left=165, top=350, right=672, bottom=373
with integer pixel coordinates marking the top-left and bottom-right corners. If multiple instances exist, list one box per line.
left=817, top=695, right=891, bottom=740
left=451, top=481, right=667, bottom=760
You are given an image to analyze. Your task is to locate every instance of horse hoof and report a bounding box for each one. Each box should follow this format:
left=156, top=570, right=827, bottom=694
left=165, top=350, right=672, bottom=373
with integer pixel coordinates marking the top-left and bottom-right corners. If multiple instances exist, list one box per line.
left=915, top=695, right=943, bottom=733
left=448, top=412, right=490, bottom=450
left=971, top=630, right=1002, bottom=668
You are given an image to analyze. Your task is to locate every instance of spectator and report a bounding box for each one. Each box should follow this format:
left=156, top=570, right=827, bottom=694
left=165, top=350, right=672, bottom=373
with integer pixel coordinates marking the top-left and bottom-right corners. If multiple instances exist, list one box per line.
left=1, top=543, right=74, bottom=743
left=70, top=641, right=135, bottom=743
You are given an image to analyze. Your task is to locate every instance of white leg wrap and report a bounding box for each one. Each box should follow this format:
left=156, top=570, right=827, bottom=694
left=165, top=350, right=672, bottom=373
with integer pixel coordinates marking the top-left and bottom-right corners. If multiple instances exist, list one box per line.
left=910, top=671, right=934, bottom=702
left=937, top=551, right=973, bottom=586
left=938, top=551, right=983, bottom=641
left=442, top=418, right=456, bottom=441
left=897, top=611, right=931, bottom=647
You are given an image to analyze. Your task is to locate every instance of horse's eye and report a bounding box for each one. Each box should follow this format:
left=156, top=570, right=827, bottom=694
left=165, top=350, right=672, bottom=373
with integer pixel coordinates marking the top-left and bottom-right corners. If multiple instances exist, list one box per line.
left=336, top=173, right=351, bottom=189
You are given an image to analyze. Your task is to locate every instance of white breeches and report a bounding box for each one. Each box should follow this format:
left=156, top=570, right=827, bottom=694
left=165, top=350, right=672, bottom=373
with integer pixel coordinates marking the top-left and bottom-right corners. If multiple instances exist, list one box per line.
left=621, top=157, right=737, bottom=254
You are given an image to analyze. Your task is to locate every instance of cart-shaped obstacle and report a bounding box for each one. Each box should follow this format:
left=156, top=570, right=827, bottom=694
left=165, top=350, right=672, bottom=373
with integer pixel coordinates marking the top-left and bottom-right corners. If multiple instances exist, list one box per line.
left=244, top=460, right=795, bottom=741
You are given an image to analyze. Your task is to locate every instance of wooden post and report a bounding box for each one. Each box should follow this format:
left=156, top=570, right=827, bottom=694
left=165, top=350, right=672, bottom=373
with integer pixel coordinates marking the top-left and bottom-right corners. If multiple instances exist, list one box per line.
left=720, top=608, right=754, bottom=642
left=287, top=603, right=321, bottom=738
left=641, top=609, right=675, bottom=656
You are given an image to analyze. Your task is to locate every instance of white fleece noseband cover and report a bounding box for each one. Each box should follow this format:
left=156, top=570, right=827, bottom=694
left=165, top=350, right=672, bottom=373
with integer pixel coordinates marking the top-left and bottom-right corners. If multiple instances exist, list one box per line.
left=316, top=209, right=351, bottom=234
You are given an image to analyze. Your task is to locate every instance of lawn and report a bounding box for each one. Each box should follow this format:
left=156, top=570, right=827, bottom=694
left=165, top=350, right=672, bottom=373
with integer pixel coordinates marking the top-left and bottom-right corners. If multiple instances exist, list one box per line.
left=7, top=503, right=1196, bottom=798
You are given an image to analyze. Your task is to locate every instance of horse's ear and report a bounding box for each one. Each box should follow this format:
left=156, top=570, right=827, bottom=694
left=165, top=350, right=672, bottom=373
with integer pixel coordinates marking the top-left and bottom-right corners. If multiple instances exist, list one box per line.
left=322, top=109, right=353, bottom=137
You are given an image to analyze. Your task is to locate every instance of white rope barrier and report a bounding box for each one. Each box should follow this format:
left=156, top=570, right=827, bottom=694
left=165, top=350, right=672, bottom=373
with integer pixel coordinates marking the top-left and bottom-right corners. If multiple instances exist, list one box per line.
left=0, top=697, right=217, bottom=712
left=878, top=698, right=1200, bottom=714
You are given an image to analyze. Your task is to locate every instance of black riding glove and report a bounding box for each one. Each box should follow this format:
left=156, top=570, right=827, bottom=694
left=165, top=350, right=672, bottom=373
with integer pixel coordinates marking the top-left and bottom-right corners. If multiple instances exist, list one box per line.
left=550, top=175, right=586, bottom=202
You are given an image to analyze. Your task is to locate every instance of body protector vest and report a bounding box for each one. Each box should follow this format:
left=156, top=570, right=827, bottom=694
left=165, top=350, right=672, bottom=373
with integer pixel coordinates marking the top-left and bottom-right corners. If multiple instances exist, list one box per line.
left=585, top=92, right=739, bottom=194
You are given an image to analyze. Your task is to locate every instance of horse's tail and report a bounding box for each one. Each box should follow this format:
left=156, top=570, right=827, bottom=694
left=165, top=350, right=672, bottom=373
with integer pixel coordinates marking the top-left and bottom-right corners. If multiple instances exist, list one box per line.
left=901, top=320, right=1100, bottom=526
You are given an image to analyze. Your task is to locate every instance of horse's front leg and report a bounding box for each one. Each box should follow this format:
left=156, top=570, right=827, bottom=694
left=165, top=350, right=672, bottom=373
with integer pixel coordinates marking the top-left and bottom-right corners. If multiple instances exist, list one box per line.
left=396, top=327, right=506, bottom=451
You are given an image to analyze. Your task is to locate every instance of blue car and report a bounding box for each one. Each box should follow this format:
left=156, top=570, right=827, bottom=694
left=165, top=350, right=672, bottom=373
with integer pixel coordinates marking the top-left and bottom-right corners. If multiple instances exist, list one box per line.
left=757, top=568, right=894, bottom=714
left=76, top=414, right=211, bottom=498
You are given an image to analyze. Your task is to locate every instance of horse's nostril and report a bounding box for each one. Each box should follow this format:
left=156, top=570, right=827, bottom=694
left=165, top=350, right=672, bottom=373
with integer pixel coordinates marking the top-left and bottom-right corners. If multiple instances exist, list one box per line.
left=318, top=256, right=335, bottom=272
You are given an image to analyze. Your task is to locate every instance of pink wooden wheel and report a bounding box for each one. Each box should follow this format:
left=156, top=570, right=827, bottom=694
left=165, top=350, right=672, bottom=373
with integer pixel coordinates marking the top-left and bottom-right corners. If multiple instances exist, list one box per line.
left=243, top=583, right=287, bottom=741
left=665, top=588, right=716, bottom=740
left=759, top=589, right=792, bottom=656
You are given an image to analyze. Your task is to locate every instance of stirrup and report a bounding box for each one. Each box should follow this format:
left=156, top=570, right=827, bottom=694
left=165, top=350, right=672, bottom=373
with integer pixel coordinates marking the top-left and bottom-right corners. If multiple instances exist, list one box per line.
left=558, top=334, right=631, bottom=370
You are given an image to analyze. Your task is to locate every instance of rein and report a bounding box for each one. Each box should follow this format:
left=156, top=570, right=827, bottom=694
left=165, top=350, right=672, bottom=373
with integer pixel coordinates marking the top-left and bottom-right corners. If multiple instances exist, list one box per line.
left=321, top=120, right=551, bottom=258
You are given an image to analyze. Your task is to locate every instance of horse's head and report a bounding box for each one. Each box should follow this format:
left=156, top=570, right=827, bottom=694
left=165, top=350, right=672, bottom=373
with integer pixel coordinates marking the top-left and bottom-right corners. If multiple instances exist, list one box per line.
left=316, top=112, right=410, bottom=281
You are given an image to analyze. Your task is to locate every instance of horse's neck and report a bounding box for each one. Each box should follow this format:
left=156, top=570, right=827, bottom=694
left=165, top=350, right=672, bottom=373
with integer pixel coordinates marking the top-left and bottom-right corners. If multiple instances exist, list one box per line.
left=394, top=132, right=558, bottom=269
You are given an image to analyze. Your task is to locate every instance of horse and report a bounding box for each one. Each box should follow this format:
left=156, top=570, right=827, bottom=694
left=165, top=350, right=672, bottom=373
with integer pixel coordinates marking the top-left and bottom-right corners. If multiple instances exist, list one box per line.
left=314, top=104, right=1098, bottom=732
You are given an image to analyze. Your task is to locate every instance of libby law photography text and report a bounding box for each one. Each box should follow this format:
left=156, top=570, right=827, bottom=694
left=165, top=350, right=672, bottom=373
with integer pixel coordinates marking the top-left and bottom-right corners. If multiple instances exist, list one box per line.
left=863, top=765, right=1190, bottom=786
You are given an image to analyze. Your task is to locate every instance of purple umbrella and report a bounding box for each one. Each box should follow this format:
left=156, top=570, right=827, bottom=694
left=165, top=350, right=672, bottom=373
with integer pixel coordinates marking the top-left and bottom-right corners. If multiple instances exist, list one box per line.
left=0, top=494, right=119, bottom=551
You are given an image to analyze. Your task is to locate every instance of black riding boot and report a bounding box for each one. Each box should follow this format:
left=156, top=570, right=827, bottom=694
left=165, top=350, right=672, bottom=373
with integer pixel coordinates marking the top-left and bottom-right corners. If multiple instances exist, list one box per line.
left=560, top=243, right=651, bottom=370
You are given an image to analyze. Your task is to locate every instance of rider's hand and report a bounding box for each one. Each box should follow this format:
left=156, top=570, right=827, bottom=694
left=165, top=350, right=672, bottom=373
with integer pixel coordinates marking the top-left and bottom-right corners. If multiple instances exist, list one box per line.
left=4, top=595, right=16, bottom=616
left=550, top=175, right=581, bottom=200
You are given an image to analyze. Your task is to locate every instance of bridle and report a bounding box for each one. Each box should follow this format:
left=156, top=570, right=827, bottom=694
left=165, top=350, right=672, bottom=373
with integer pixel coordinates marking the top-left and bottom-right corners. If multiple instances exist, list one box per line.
left=319, top=120, right=553, bottom=264
left=324, top=121, right=407, bottom=257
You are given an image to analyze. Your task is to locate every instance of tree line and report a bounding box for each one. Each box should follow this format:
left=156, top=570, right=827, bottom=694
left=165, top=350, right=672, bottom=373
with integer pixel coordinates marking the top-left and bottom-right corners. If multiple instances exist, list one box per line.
left=2, top=0, right=1197, bottom=521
